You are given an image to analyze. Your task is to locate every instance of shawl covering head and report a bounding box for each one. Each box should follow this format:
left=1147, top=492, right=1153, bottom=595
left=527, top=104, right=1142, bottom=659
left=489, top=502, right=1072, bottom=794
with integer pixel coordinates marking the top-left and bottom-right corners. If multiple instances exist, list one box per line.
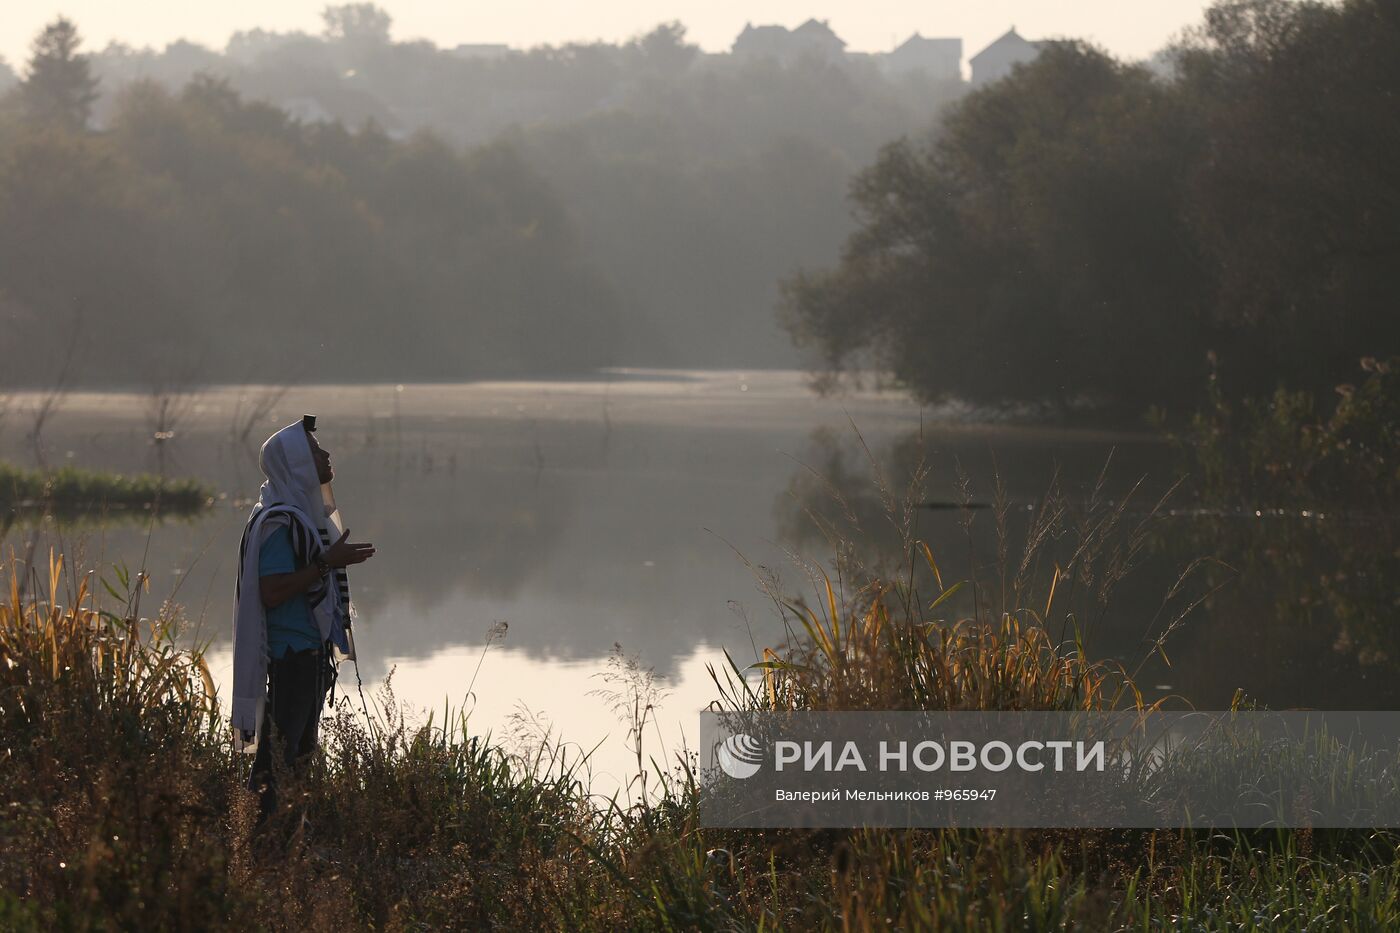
left=230, top=420, right=353, bottom=754
left=258, top=418, right=325, bottom=524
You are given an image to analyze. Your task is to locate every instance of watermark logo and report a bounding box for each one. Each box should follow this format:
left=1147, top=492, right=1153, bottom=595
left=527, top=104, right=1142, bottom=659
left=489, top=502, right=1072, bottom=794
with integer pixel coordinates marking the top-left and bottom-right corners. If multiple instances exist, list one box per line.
left=717, top=733, right=764, bottom=779
left=702, top=711, right=1400, bottom=828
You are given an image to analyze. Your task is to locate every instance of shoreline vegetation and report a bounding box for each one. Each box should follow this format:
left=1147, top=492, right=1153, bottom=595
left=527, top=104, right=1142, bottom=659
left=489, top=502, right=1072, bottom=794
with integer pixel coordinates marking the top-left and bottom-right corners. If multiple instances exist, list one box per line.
left=4, top=437, right=1399, bottom=929
left=0, top=462, right=213, bottom=515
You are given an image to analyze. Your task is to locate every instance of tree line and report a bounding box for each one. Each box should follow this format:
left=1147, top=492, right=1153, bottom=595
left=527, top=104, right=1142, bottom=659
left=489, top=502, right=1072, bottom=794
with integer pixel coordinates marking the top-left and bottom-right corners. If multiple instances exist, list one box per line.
left=0, top=19, right=637, bottom=385
left=0, top=9, right=963, bottom=385
left=780, top=0, right=1400, bottom=415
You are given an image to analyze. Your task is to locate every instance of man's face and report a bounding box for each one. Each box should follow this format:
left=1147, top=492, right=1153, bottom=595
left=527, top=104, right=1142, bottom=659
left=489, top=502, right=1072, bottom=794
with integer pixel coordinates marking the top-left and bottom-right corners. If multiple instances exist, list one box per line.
left=306, top=429, right=333, bottom=483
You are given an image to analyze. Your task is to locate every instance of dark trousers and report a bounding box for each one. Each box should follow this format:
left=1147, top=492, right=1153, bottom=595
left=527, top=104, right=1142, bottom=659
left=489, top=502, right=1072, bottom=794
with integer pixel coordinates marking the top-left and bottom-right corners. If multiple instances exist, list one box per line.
left=247, top=645, right=333, bottom=823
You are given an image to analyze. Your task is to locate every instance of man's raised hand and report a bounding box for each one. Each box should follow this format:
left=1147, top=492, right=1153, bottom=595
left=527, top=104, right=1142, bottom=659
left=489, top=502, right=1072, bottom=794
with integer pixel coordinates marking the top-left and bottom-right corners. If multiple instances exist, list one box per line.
left=326, top=527, right=375, bottom=567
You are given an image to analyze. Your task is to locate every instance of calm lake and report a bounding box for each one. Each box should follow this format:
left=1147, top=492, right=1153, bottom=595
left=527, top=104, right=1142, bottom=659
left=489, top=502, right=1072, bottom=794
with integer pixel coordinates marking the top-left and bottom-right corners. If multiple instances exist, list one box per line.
left=3, top=370, right=1393, bottom=795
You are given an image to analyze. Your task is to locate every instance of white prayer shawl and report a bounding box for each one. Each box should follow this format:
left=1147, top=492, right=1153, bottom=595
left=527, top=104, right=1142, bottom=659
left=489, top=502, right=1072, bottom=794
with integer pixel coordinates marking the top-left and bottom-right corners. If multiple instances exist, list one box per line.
left=231, top=421, right=355, bottom=755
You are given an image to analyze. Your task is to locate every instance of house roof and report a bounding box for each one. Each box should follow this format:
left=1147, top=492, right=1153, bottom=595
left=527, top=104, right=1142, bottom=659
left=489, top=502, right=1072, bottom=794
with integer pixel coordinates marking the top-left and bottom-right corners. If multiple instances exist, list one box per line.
left=737, top=23, right=790, bottom=37
left=793, top=18, right=846, bottom=47
left=969, top=27, right=1038, bottom=64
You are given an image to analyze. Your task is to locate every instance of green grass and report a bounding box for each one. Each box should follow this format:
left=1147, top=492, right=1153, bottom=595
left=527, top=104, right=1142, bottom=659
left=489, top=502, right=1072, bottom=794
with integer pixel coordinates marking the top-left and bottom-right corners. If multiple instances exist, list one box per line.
left=0, top=461, right=212, bottom=514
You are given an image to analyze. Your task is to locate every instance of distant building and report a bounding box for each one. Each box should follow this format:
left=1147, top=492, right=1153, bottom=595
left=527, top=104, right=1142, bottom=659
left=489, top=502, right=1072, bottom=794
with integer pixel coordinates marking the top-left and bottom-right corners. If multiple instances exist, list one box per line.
left=452, top=43, right=511, bottom=60
left=969, top=27, right=1042, bottom=85
left=884, top=34, right=963, bottom=82
left=732, top=24, right=790, bottom=58
left=733, top=19, right=846, bottom=62
left=792, top=18, right=846, bottom=57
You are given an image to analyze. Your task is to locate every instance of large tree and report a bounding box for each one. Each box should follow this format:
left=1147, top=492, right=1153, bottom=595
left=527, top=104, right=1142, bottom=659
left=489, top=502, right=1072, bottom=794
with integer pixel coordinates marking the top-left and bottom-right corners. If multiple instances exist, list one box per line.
left=22, top=17, right=99, bottom=130
left=780, top=41, right=1207, bottom=413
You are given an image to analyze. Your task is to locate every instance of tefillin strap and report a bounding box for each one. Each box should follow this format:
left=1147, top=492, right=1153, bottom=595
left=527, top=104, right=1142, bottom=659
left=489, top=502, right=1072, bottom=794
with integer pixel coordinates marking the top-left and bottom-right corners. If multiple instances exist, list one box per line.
left=306, top=413, right=353, bottom=627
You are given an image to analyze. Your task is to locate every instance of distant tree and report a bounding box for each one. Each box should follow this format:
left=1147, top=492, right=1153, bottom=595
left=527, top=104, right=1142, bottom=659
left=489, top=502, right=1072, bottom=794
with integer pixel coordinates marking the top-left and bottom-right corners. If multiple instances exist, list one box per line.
left=321, top=4, right=392, bottom=45
left=0, top=56, right=18, bottom=93
left=628, top=22, right=698, bottom=77
left=225, top=28, right=311, bottom=64
left=22, top=17, right=99, bottom=130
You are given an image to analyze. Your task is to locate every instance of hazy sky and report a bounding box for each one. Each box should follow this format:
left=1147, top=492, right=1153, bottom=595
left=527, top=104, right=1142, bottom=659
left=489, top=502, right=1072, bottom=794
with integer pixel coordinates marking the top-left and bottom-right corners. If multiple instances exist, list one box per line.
left=6, top=1, right=1216, bottom=72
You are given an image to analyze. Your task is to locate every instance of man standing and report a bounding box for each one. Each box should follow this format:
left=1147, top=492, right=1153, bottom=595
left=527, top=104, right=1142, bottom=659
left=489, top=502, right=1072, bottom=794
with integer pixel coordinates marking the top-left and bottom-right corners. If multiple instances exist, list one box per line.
left=231, top=416, right=375, bottom=825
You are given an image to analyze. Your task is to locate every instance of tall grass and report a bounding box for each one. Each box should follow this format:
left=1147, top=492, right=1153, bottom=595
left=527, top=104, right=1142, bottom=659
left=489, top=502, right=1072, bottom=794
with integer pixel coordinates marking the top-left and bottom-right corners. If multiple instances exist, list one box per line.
left=734, top=556, right=1119, bottom=714
left=0, top=551, right=229, bottom=930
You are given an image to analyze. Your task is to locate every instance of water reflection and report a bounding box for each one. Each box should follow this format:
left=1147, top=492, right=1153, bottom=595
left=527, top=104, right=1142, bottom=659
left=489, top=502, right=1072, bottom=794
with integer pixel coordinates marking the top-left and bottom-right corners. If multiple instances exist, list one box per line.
left=774, top=427, right=1400, bottom=710
left=1149, top=510, right=1400, bottom=708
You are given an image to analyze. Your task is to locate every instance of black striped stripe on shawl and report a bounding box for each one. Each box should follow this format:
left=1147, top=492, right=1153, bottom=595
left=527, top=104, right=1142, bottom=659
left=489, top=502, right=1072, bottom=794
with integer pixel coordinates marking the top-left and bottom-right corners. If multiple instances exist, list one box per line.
left=317, top=525, right=353, bottom=623
left=235, top=504, right=333, bottom=609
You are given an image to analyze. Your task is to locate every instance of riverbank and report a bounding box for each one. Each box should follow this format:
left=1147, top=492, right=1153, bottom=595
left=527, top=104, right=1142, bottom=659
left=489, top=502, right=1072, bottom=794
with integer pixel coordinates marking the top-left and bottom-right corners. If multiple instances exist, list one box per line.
left=0, top=461, right=212, bottom=514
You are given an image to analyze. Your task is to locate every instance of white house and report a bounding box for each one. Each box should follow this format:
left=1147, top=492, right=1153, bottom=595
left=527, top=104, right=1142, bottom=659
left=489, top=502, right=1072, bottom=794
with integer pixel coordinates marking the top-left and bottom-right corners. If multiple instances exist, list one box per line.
left=884, top=34, right=963, bottom=82
left=969, top=27, right=1042, bottom=85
